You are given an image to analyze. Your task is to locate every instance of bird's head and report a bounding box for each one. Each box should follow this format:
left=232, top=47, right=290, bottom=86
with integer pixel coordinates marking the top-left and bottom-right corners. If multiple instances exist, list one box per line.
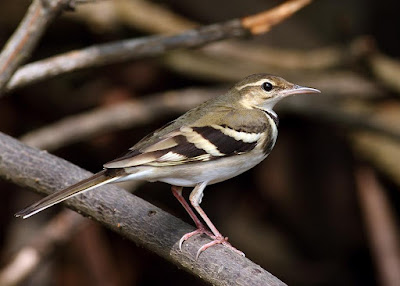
left=233, top=74, right=320, bottom=112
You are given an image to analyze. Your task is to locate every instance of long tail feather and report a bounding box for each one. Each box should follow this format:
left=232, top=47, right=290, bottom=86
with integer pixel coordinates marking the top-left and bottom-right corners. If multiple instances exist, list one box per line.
left=15, top=170, right=120, bottom=219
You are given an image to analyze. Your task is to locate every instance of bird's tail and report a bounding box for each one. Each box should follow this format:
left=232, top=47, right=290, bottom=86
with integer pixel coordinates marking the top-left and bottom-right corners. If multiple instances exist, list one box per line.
left=15, top=170, right=120, bottom=219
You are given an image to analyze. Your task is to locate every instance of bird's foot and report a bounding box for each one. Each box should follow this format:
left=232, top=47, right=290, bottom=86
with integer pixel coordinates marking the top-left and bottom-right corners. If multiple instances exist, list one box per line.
left=179, top=229, right=245, bottom=259
left=195, top=235, right=245, bottom=259
left=178, top=227, right=214, bottom=250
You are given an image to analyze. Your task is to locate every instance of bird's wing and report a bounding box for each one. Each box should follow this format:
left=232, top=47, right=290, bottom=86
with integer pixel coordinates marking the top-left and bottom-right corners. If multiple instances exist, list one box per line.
left=103, top=124, right=263, bottom=168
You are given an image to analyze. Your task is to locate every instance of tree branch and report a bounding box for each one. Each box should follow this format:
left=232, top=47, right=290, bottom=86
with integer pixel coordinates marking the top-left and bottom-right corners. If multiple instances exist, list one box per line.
left=4, top=0, right=313, bottom=94
left=0, top=131, right=286, bottom=286
left=0, top=0, right=73, bottom=93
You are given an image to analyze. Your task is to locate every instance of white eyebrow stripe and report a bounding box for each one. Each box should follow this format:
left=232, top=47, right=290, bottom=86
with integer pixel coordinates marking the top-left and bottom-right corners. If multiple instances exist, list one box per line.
left=236, top=79, right=271, bottom=90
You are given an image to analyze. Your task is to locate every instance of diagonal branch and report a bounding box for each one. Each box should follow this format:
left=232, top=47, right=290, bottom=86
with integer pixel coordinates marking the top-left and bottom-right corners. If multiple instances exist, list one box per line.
left=4, top=0, right=313, bottom=94
left=0, top=131, right=286, bottom=286
left=0, top=0, right=73, bottom=93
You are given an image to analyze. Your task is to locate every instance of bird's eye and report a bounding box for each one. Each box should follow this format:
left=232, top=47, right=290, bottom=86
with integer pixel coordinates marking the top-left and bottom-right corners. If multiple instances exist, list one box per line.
left=262, top=82, right=273, bottom=92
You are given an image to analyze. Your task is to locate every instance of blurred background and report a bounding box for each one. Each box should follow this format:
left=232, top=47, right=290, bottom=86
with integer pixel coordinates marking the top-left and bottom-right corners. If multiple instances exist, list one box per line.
left=1, top=0, right=400, bottom=285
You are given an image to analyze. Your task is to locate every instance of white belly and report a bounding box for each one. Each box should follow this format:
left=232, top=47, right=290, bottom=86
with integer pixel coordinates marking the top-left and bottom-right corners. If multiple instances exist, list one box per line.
left=134, top=151, right=268, bottom=187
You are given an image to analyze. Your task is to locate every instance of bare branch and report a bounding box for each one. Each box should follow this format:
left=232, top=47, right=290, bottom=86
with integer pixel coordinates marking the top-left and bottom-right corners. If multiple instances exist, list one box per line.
left=5, top=0, right=313, bottom=93
left=0, top=0, right=72, bottom=93
left=84, top=0, right=370, bottom=73
left=0, top=131, right=286, bottom=286
left=4, top=21, right=243, bottom=93
left=107, top=1, right=377, bottom=89
left=355, top=167, right=400, bottom=286
left=77, top=0, right=336, bottom=73
left=242, top=0, right=312, bottom=34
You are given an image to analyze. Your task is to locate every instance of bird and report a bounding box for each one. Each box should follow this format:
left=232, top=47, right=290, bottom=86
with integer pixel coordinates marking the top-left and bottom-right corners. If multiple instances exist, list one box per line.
left=15, top=74, right=320, bottom=258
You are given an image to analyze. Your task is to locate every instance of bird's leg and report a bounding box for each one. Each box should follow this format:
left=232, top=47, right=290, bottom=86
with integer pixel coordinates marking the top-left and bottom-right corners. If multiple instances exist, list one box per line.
left=171, top=186, right=213, bottom=250
left=172, top=186, right=205, bottom=228
left=189, top=182, right=245, bottom=258
left=188, top=182, right=222, bottom=236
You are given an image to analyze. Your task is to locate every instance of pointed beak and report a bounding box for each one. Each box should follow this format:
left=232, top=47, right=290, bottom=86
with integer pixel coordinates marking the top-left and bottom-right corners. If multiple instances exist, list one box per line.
left=282, top=85, right=321, bottom=97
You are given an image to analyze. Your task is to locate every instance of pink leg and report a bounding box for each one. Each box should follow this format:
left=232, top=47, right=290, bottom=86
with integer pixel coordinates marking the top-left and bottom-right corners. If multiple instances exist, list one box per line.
left=189, top=182, right=245, bottom=259
left=171, top=186, right=213, bottom=250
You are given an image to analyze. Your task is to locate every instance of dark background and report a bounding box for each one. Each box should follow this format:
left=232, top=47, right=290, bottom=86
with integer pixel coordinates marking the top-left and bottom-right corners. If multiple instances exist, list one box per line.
left=1, top=0, right=399, bottom=285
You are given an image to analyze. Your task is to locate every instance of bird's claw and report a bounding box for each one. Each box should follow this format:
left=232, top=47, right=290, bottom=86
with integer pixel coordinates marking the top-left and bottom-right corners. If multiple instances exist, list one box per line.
left=195, top=236, right=245, bottom=259
left=178, top=228, right=214, bottom=250
left=179, top=230, right=245, bottom=259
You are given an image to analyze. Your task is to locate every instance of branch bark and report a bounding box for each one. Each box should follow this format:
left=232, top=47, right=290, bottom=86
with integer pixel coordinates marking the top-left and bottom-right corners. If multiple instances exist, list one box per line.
left=0, top=131, right=286, bottom=286
left=0, top=0, right=72, bottom=93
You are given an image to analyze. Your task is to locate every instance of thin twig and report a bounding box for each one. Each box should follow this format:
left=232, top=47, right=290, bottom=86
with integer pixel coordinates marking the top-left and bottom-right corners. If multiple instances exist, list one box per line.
left=4, top=21, right=242, bottom=93
left=242, top=0, right=312, bottom=34
left=107, top=0, right=375, bottom=85
left=4, top=0, right=313, bottom=94
left=79, top=0, right=346, bottom=72
left=0, top=132, right=286, bottom=286
left=79, top=0, right=371, bottom=73
left=355, top=167, right=400, bottom=286
left=0, top=0, right=72, bottom=93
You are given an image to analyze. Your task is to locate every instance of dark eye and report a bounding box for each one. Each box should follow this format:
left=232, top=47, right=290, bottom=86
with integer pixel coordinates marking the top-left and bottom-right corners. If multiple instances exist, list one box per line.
left=262, top=82, right=273, bottom=92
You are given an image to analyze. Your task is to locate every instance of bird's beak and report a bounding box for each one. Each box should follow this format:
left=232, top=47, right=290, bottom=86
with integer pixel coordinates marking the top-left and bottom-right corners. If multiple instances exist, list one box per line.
left=282, top=85, right=321, bottom=97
